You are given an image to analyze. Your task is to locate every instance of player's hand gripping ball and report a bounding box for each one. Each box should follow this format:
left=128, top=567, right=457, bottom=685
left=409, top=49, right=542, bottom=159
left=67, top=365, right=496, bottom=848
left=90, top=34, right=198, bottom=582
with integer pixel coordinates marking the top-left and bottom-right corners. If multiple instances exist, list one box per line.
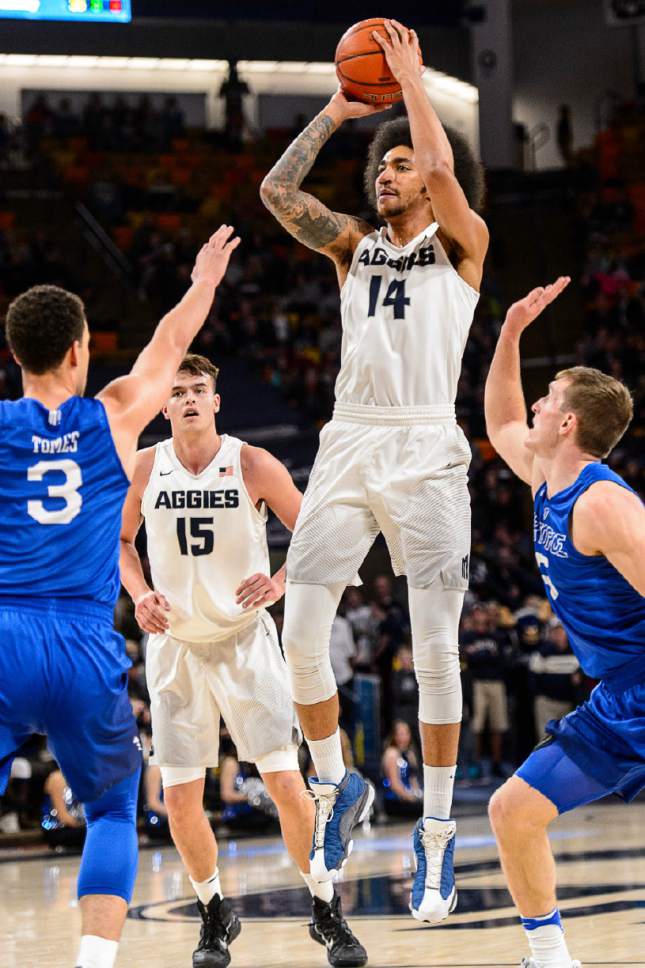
left=335, top=17, right=423, bottom=104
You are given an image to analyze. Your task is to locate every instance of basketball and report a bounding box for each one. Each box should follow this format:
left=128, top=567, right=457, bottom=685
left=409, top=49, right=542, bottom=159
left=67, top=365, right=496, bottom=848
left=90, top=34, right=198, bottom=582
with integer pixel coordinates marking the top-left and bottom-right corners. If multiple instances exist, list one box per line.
left=335, top=18, right=422, bottom=104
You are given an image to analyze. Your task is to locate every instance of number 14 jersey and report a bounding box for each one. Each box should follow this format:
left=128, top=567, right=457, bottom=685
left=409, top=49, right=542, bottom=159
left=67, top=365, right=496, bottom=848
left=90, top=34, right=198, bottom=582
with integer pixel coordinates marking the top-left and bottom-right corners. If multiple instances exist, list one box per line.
left=337, top=222, right=479, bottom=409
left=0, top=396, right=129, bottom=609
left=141, top=435, right=270, bottom=644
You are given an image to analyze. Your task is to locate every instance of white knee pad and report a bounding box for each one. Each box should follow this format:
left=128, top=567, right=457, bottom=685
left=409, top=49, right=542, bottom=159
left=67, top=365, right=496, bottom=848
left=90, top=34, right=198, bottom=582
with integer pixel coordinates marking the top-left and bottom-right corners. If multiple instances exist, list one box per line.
left=282, top=580, right=345, bottom=705
left=255, top=745, right=301, bottom=774
left=408, top=580, right=464, bottom=725
left=160, top=766, right=206, bottom=789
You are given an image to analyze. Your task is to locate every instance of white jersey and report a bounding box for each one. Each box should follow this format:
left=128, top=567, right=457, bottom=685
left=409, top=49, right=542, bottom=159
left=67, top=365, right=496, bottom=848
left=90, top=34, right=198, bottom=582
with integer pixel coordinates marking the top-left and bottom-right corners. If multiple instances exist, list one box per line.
left=336, top=221, right=479, bottom=411
left=141, top=435, right=270, bottom=644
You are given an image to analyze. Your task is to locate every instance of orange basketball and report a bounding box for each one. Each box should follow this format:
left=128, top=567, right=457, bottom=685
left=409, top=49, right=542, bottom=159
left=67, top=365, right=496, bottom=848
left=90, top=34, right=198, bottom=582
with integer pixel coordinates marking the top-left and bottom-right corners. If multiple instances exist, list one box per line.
left=335, top=18, right=422, bottom=105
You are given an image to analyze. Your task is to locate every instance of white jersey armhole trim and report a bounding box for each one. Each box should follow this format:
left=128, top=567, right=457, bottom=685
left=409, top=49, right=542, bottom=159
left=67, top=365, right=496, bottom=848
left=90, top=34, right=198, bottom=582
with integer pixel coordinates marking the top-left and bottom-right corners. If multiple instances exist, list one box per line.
left=433, top=230, right=481, bottom=301
left=236, top=440, right=269, bottom=525
left=140, top=442, right=163, bottom=517
left=339, top=228, right=379, bottom=298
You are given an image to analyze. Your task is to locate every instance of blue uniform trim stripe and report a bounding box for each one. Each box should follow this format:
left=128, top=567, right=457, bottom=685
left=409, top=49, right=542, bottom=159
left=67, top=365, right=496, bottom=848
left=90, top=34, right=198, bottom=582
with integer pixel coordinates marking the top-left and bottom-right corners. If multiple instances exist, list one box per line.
left=0, top=595, right=113, bottom=624
left=521, top=908, right=562, bottom=931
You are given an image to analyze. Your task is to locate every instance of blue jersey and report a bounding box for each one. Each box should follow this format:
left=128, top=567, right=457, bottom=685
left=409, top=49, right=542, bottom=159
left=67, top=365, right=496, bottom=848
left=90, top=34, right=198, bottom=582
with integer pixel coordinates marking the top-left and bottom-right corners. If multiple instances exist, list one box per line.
left=0, top=396, right=129, bottom=610
left=534, top=463, right=644, bottom=682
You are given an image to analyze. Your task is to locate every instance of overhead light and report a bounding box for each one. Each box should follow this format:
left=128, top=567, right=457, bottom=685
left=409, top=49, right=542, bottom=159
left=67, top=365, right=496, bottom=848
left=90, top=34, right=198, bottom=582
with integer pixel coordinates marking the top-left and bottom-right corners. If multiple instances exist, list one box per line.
left=0, top=54, right=478, bottom=104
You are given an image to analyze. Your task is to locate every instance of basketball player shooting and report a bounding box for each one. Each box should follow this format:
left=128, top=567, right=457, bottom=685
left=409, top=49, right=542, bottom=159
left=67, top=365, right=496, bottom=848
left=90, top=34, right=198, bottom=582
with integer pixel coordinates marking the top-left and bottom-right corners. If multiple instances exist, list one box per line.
left=485, top=278, right=645, bottom=968
left=119, top=355, right=367, bottom=968
left=261, top=18, right=489, bottom=923
left=0, top=226, right=239, bottom=968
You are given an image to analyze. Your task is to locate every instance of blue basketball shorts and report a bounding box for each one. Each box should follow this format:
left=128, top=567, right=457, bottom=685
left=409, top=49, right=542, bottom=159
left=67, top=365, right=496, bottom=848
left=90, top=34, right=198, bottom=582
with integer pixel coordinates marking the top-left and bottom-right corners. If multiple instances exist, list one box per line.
left=517, top=677, right=645, bottom=811
left=0, top=598, right=141, bottom=803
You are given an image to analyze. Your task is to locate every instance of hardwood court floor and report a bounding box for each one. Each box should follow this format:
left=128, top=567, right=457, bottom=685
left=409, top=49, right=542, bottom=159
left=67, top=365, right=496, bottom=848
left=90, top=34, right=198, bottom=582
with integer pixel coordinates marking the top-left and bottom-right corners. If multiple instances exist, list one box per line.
left=2, top=803, right=645, bottom=967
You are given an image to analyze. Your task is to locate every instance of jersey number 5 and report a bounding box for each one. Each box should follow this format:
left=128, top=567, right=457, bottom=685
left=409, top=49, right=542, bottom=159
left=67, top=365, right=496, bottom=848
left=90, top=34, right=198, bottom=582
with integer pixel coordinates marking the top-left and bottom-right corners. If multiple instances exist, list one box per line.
left=177, top=516, right=214, bottom=556
left=27, top=459, right=83, bottom=525
left=368, top=276, right=410, bottom=320
left=535, top=552, right=560, bottom=600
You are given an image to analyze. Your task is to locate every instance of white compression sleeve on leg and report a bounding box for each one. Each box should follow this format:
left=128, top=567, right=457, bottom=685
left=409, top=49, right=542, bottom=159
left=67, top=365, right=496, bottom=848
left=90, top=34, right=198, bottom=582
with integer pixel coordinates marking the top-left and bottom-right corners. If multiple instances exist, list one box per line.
left=408, top=579, right=465, bottom=725
left=282, top=580, right=345, bottom=706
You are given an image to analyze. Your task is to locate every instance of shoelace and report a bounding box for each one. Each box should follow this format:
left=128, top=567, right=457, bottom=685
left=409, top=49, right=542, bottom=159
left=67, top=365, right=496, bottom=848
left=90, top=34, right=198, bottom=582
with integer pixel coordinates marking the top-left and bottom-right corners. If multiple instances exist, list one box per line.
left=420, top=828, right=452, bottom=889
left=317, top=903, right=354, bottom=945
left=199, top=902, right=230, bottom=948
left=303, top=787, right=338, bottom=849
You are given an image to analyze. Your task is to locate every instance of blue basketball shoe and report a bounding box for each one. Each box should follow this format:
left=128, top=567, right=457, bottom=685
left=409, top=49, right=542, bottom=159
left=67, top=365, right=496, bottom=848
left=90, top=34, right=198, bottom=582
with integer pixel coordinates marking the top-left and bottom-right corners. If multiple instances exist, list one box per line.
left=410, top=817, right=458, bottom=923
left=308, top=771, right=375, bottom=882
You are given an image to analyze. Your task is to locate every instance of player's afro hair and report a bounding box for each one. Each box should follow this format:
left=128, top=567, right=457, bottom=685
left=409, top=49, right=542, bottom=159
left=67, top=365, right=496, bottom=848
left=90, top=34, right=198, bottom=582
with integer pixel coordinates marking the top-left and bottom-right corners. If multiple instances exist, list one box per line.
left=6, top=285, right=86, bottom=375
left=363, top=116, right=485, bottom=213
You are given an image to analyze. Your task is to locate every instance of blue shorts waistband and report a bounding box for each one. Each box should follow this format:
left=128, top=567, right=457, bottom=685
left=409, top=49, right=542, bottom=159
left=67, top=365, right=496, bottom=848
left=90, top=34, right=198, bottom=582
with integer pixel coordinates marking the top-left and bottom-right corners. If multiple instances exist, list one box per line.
left=601, top=652, right=645, bottom=695
left=0, top=595, right=114, bottom=624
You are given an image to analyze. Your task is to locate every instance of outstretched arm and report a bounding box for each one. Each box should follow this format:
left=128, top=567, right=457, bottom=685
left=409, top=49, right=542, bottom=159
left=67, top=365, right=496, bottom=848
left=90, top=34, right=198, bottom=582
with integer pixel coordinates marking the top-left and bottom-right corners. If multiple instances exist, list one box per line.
left=260, top=91, right=385, bottom=272
left=374, top=20, right=488, bottom=288
left=484, top=277, right=570, bottom=486
left=98, top=225, right=240, bottom=477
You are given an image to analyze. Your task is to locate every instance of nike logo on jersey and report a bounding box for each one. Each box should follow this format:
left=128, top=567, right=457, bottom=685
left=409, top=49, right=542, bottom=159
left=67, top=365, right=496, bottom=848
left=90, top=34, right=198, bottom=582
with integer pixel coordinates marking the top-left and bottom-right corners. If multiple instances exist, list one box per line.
left=159, top=470, right=174, bottom=476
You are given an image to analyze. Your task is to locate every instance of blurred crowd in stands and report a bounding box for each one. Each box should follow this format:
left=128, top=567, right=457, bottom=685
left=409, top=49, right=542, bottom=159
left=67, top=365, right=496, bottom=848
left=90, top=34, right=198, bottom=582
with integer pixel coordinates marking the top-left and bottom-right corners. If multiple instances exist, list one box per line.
left=0, top=95, right=643, bottom=844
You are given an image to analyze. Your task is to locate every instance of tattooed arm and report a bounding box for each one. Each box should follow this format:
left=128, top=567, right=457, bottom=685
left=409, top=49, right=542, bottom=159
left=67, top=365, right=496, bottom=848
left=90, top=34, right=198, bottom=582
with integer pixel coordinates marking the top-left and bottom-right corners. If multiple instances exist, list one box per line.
left=261, top=89, right=390, bottom=281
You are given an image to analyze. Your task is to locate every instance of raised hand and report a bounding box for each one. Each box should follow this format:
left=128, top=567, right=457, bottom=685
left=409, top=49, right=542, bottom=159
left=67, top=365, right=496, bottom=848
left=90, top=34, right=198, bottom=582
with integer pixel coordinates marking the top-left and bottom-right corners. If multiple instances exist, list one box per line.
left=504, top=276, right=571, bottom=336
left=191, top=225, right=241, bottom=288
left=134, top=589, right=171, bottom=634
left=328, top=86, right=392, bottom=122
left=372, top=18, right=424, bottom=85
left=235, top=572, right=285, bottom=610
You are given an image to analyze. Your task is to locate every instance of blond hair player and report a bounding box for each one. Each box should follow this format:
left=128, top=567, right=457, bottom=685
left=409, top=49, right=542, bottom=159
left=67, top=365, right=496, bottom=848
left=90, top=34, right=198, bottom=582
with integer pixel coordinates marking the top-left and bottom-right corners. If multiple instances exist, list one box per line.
left=119, top=355, right=367, bottom=968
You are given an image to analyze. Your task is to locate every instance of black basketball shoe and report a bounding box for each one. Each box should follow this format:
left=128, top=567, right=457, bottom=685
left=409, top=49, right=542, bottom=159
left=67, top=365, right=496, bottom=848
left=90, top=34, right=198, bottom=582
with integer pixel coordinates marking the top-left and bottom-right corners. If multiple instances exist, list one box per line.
left=309, top=892, right=368, bottom=967
left=193, top=894, right=241, bottom=968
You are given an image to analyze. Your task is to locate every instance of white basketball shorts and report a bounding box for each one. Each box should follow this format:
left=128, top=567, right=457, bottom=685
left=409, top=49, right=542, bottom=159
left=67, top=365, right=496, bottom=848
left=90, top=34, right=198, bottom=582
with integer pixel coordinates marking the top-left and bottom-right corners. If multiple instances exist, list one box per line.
left=146, top=612, right=301, bottom=767
left=287, top=403, right=472, bottom=589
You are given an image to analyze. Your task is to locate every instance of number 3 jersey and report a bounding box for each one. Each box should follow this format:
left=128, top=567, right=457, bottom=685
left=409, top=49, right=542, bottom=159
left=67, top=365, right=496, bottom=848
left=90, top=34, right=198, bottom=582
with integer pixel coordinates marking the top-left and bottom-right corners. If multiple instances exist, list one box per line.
left=0, top=396, right=129, bottom=609
left=141, top=435, right=270, bottom=644
left=0, top=397, right=128, bottom=604
left=534, top=462, right=644, bottom=682
left=337, top=221, right=479, bottom=409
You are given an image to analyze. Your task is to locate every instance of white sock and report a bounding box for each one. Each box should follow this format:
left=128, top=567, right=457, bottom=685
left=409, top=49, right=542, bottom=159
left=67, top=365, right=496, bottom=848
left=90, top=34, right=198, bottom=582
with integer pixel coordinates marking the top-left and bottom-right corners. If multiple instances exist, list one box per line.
left=75, top=935, right=118, bottom=968
left=522, top=909, right=572, bottom=967
left=190, top=868, right=222, bottom=906
left=302, top=871, right=335, bottom=904
left=423, top=764, right=456, bottom=819
left=309, top=729, right=346, bottom=785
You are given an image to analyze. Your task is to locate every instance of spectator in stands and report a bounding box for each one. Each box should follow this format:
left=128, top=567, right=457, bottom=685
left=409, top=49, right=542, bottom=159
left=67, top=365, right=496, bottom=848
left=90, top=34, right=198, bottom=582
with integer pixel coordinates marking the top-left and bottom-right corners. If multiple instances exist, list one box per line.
left=41, top=768, right=86, bottom=850
left=381, top=721, right=422, bottom=818
left=371, top=575, right=410, bottom=722
left=556, top=104, right=573, bottom=166
left=219, top=742, right=278, bottom=834
left=219, top=60, right=249, bottom=150
left=528, top=620, right=580, bottom=737
left=143, top=764, right=171, bottom=842
left=329, top=612, right=358, bottom=740
left=390, top=644, right=419, bottom=731
left=461, top=604, right=510, bottom=777
left=343, top=587, right=376, bottom=668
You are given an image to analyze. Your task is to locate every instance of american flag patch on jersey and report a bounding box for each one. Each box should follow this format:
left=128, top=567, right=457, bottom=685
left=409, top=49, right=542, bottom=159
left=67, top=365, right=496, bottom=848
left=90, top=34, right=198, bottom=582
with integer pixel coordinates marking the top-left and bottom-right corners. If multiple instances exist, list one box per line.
left=219, top=466, right=233, bottom=477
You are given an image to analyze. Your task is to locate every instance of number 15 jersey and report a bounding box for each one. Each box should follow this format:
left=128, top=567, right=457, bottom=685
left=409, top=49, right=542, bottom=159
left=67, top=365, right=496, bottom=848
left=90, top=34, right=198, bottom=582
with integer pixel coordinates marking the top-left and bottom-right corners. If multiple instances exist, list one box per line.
left=141, top=435, right=270, bottom=644
left=0, top=396, right=130, bottom=609
left=337, top=222, right=479, bottom=409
